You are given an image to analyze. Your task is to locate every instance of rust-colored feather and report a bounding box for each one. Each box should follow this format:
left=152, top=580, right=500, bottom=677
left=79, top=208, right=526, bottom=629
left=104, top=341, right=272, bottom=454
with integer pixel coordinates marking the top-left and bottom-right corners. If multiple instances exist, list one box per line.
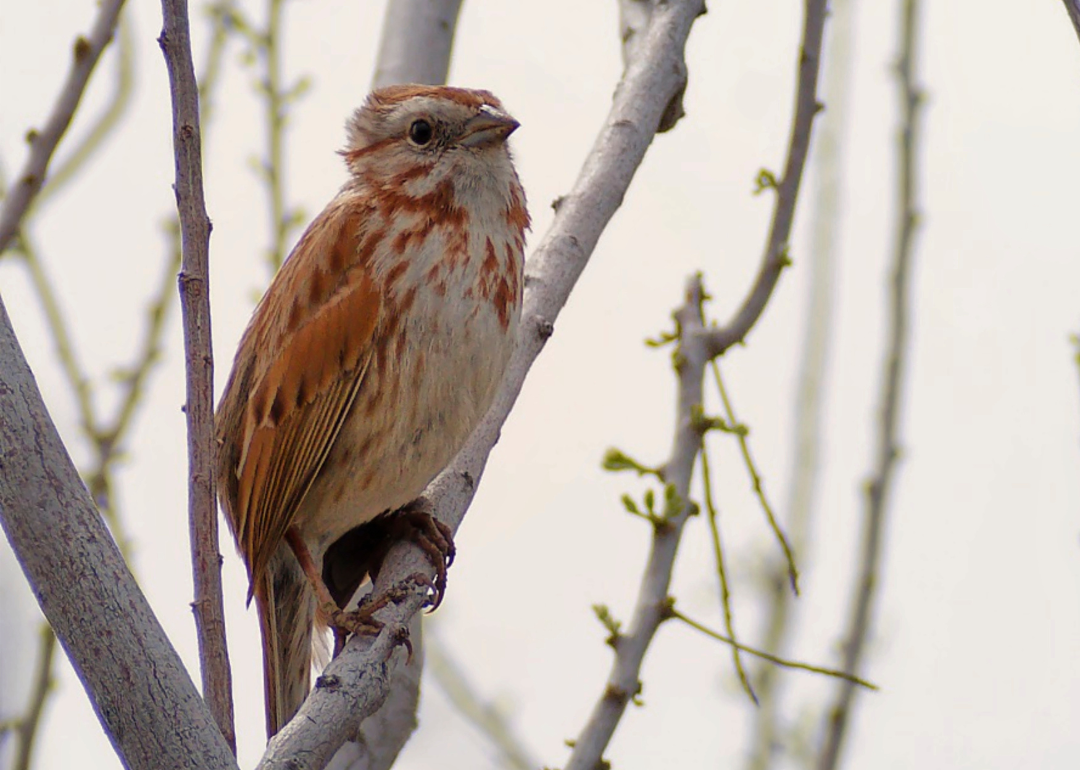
left=216, top=199, right=381, bottom=594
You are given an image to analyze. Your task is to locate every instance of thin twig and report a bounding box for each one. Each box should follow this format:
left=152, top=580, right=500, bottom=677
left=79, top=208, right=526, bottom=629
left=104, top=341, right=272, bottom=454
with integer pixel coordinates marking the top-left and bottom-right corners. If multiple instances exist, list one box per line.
left=699, top=440, right=755, bottom=702
left=744, top=2, right=857, bottom=765
left=668, top=608, right=877, bottom=691
left=256, top=2, right=706, bottom=765
left=705, top=0, right=829, bottom=357
left=7, top=624, right=57, bottom=770
left=158, top=0, right=235, bottom=753
left=711, top=360, right=799, bottom=593
left=35, top=12, right=135, bottom=211
left=0, top=0, right=127, bottom=254
left=815, top=3, right=923, bottom=768
left=262, top=0, right=291, bottom=271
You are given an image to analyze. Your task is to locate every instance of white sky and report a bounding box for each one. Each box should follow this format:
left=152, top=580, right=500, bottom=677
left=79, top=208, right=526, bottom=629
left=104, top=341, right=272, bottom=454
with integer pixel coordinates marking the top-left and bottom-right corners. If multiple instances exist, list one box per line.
left=2, top=1, right=1079, bottom=769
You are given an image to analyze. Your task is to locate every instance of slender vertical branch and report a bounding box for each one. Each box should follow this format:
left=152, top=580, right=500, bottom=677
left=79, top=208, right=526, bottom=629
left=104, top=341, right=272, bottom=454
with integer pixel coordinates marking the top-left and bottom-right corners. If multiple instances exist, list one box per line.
left=0, top=0, right=127, bottom=254
left=745, top=0, right=857, bottom=764
left=6, top=625, right=57, bottom=770
left=263, top=0, right=290, bottom=271
left=816, top=3, right=924, bottom=768
left=699, top=443, right=755, bottom=701
left=158, top=0, right=235, bottom=753
left=564, top=276, right=710, bottom=770
left=705, top=0, right=829, bottom=357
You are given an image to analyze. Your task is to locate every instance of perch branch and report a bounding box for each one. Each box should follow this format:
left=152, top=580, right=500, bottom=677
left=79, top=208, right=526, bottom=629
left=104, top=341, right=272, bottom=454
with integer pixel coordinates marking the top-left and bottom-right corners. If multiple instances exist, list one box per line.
left=256, top=1, right=706, bottom=766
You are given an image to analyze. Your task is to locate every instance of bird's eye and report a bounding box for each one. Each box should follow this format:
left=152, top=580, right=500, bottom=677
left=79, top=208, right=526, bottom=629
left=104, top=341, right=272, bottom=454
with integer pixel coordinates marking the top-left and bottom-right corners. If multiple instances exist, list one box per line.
left=408, top=119, right=434, bottom=146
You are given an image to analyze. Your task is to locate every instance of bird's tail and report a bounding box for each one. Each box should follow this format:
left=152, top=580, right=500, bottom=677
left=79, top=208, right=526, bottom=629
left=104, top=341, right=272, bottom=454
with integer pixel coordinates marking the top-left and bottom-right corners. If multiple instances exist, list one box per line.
left=254, top=546, right=316, bottom=737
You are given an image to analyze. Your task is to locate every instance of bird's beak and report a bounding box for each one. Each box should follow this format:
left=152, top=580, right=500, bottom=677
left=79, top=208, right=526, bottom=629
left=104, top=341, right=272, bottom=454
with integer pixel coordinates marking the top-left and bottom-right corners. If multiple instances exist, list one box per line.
left=460, top=105, right=519, bottom=148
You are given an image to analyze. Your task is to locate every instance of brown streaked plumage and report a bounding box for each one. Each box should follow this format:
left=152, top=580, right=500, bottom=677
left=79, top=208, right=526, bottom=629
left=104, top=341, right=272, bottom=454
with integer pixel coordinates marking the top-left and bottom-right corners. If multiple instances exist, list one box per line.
left=215, top=85, right=528, bottom=737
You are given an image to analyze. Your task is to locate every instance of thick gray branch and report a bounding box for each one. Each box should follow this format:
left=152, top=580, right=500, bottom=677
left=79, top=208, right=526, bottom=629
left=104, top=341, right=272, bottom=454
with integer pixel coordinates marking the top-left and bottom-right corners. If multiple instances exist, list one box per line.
left=258, top=0, right=706, bottom=766
left=0, top=0, right=126, bottom=254
left=371, top=0, right=463, bottom=88
left=0, top=298, right=236, bottom=769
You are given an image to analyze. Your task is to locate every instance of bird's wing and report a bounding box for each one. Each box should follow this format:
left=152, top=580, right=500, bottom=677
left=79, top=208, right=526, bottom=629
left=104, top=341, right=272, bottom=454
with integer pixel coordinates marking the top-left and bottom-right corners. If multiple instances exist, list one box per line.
left=215, top=198, right=382, bottom=593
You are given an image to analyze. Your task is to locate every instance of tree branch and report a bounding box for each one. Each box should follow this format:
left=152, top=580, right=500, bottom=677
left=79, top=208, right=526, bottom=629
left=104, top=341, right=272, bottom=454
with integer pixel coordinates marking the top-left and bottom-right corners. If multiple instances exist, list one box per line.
left=0, top=0, right=126, bottom=254
left=257, top=1, right=706, bottom=766
left=158, top=0, right=235, bottom=753
left=1062, top=0, right=1080, bottom=47
left=565, top=275, right=710, bottom=770
left=745, top=0, right=856, bottom=763
left=705, top=0, right=829, bottom=357
left=371, top=0, right=463, bottom=88
left=0, top=296, right=237, bottom=769
left=816, top=2, right=924, bottom=768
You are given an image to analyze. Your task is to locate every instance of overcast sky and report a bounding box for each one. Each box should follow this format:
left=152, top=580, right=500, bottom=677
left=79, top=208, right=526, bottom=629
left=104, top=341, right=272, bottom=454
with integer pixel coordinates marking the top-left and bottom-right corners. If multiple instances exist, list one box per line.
left=2, top=2, right=1079, bottom=769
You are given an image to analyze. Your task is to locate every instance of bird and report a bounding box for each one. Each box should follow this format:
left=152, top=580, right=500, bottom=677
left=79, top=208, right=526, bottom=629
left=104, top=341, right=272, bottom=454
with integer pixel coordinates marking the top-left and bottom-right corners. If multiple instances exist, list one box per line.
left=214, top=84, right=528, bottom=737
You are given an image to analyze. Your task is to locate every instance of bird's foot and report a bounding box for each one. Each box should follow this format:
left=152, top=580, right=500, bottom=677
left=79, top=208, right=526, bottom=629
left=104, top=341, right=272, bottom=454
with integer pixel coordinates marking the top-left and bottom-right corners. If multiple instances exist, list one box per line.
left=392, top=498, right=456, bottom=610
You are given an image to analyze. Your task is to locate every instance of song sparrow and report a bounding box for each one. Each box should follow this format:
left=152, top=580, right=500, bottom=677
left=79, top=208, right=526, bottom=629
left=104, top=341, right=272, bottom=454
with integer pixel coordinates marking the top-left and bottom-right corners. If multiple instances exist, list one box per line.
left=215, top=85, right=528, bottom=737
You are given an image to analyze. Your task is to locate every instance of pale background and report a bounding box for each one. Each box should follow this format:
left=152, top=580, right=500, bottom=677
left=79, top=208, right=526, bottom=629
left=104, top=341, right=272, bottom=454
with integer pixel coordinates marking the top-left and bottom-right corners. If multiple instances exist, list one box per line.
left=1, top=1, right=1078, bottom=769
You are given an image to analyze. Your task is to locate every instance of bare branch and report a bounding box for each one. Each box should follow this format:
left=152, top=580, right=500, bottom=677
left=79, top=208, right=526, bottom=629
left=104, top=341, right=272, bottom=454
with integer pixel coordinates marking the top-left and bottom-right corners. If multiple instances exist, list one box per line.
left=816, top=2, right=924, bottom=768
left=745, top=0, right=857, bottom=764
left=36, top=12, right=135, bottom=211
left=705, top=0, right=829, bottom=357
left=1062, top=0, right=1080, bottom=46
left=324, top=615, right=424, bottom=770
left=158, top=0, right=235, bottom=752
left=0, top=297, right=237, bottom=768
left=0, top=0, right=126, bottom=254
left=563, top=275, right=710, bottom=770
left=669, top=607, right=877, bottom=691
left=5, top=624, right=56, bottom=770
left=371, top=0, right=463, bottom=88
left=257, top=1, right=707, bottom=765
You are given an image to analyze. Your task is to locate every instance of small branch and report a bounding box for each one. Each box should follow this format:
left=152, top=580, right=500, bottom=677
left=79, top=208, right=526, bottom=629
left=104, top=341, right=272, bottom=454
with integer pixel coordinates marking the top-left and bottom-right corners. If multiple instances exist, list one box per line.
left=35, top=12, right=135, bottom=211
left=710, top=360, right=798, bottom=593
left=371, top=0, right=463, bottom=88
left=1062, top=0, right=1080, bottom=46
left=744, top=1, right=857, bottom=765
left=699, top=441, right=755, bottom=702
left=705, top=0, right=829, bottom=357
left=262, top=0, right=293, bottom=271
left=0, top=0, right=126, bottom=254
left=668, top=608, right=877, bottom=691
left=257, top=1, right=706, bottom=765
left=8, top=624, right=57, bottom=770
left=815, top=3, right=924, bottom=769
left=563, top=275, right=709, bottom=770
left=158, top=0, right=235, bottom=753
